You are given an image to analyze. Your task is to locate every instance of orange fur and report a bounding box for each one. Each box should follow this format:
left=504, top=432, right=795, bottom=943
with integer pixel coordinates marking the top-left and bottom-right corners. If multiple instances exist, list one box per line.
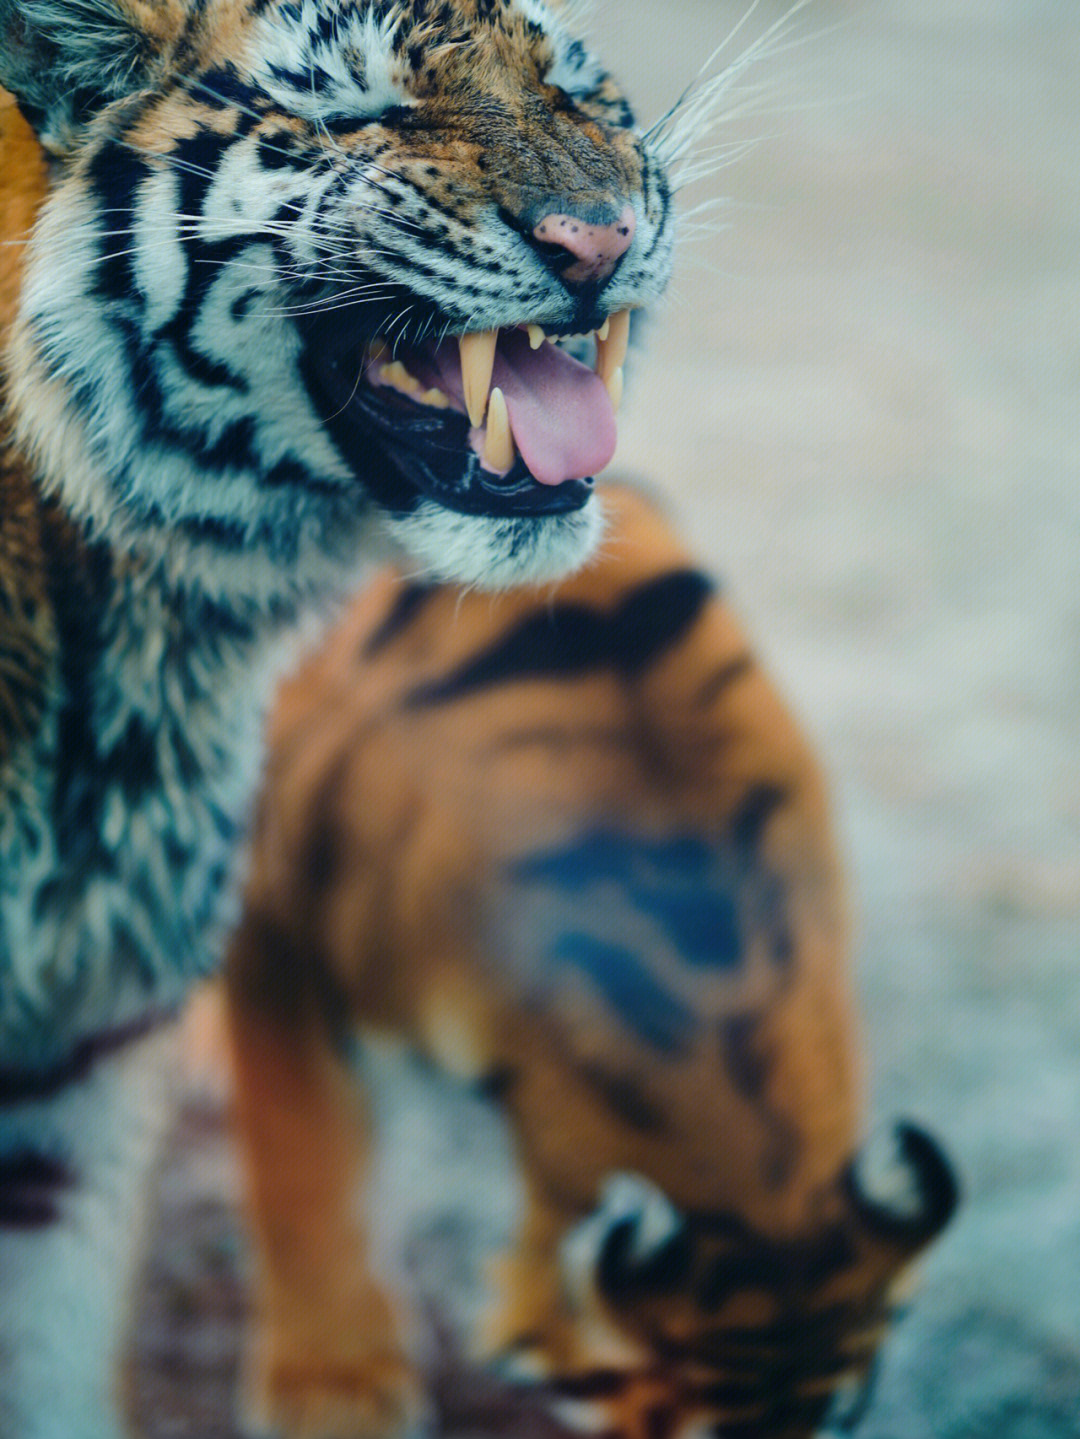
left=226, top=485, right=954, bottom=1439
left=0, top=96, right=47, bottom=333
left=0, top=100, right=90, bottom=790
left=0, top=95, right=54, bottom=780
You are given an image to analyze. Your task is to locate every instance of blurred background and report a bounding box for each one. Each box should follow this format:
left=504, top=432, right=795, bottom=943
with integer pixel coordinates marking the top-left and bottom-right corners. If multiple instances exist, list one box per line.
left=135, top=3, right=1080, bottom=1435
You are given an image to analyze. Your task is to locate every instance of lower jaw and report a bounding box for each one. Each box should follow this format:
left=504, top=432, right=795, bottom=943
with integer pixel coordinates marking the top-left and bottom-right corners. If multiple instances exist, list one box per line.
left=366, top=443, right=595, bottom=520
left=379, top=488, right=605, bottom=590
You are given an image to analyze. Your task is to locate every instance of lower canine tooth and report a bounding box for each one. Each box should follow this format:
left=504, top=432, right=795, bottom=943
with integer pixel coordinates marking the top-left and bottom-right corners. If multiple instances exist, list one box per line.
left=482, top=387, right=516, bottom=472
left=459, top=329, right=498, bottom=428
left=605, top=366, right=624, bottom=414
left=596, top=309, right=630, bottom=384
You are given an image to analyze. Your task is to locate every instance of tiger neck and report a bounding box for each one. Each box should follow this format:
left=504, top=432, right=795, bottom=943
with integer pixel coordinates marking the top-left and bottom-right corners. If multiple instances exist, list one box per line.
left=0, top=99, right=356, bottom=803
left=0, top=482, right=313, bottom=1063
left=22, top=484, right=305, bottom=820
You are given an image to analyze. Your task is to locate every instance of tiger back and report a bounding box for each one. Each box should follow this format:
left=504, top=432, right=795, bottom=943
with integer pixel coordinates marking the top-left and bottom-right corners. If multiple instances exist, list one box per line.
left=226, top=483, right=958, bottom=1439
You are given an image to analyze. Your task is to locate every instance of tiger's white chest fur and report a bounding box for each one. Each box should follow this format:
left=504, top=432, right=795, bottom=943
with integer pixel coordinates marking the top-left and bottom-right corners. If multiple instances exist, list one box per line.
left=0, top=555, right=307, bottom=1071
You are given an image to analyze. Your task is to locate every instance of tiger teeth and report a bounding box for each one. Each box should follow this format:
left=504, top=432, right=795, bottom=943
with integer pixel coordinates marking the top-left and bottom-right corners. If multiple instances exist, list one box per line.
left=370, top=319, right=628, bottom=424
left=379, top=360, right=421, bottom=395
left=418, top=387, right=450, bottom=409
left=482, top=387, right=516, bottom=472
left=595, top=309, right=630, bottom=384
left=459, top=329, right=498, bottom=428
left=375, top=362, right=449, bottom=411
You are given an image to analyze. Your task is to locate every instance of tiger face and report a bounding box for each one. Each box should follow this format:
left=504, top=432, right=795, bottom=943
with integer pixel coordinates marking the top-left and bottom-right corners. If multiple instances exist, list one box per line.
left=564, top=1126, right=959, bottom=1439
left=2, top=0, right=675, bottom=594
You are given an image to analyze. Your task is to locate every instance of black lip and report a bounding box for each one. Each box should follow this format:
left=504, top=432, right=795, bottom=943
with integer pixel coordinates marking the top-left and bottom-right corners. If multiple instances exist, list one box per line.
left=300, top=333, right=595, bottom=521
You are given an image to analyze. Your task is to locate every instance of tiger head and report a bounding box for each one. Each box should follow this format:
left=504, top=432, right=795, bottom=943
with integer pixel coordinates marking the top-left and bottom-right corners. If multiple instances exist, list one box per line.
left=551, top=1123, right=959, bottom=1439
left=0, top=0, right=677, bottom=599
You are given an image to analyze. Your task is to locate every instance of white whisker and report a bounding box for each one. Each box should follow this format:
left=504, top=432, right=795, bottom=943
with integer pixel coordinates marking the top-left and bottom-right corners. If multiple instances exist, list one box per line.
left=646, top=0, right=820, bottom=193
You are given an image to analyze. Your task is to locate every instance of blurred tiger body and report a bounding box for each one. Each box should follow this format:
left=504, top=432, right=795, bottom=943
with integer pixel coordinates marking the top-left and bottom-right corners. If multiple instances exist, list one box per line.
left=228, top=484, right=958, bottom=1439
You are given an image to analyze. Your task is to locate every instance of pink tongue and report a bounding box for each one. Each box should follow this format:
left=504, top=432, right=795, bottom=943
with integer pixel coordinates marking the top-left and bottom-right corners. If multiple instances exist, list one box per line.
left=432, top=329, right=618, bottom=487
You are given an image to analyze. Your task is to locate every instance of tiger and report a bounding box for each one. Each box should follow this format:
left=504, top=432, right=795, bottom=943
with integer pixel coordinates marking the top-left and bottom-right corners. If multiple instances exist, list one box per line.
left=0, top=1, right=690, bottom=1433
left=225, top=481, right=959, bottom=1439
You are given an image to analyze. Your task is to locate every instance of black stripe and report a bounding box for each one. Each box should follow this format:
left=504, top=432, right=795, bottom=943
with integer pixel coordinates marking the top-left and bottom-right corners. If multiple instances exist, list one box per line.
left=0, top=1152, right=76, bottom=1228
left=695, top=1227, right=857, bottom=1315
left=642, top=163, right=672, bottom=262
left=703, top=1393, right=834, bottom=1439
left=719, top=1014, right=802, bottom=1188
left=46, top=534, right=112, bottom=875
left=188, top=67, right=263, bottom=112
left=694, top=653, right=753, bottom=708
left=552, top=932, right=693, bottom=1054
left=362, top=582, right=438, bottom=657
left=548, top=1371, right=627, bottom=1400
left=89, top=142, right=147, bottom=304
left=729, top=783, right=788, bottom=858
left=0, top=1010, right=178, bottom=1108
left=407, top=569, right=713, bottom=707
left=613, top=570, right=714, bottom=673
left=511, top=830, right=744, bottom=973
left=578, top=1063, right=669, bottom=1134
left=657, top=1302, right=856, bottom=1363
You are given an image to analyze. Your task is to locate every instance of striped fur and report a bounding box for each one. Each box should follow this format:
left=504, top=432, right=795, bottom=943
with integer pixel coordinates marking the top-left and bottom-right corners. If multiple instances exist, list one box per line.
left=226, top=485, right=958, bottom=1439
left=0, top=1, right=686, bottom=1432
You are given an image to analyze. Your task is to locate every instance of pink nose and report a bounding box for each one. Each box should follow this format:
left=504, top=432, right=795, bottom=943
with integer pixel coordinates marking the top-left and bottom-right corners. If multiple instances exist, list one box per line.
left=532, top=203, right=636, bottom=286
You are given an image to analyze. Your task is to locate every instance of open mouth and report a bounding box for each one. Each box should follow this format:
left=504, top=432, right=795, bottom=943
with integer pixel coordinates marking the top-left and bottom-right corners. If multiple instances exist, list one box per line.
left=304, top=314, right=631, bottom=520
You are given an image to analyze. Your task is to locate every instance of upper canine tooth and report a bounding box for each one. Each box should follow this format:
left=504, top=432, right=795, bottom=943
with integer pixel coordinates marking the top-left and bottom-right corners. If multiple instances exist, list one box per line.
left=604, top=366, right=624, bottom=414
left=459, top=330, right=498, bottom=428
left=596, top=309, right=630, bottom=384
left=482, top=387, right=516, bottom=473
left=527, top=323, right=546, bottom=350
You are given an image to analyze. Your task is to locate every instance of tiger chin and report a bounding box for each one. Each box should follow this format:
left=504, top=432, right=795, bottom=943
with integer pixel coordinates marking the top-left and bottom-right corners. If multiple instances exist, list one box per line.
left=0, top=0, right=676, bottom=1435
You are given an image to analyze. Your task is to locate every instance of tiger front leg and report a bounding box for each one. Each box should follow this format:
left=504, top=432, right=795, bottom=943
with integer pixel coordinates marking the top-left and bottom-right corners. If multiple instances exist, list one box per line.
left=226, top=966, right=427, bottom=1439
left=0, top=1025, right=177, bottom=1439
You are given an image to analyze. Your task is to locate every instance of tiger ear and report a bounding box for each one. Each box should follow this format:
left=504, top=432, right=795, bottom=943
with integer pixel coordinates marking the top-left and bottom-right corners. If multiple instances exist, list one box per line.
left=562, top=1172, right=691, bottom=1312
left=847, top=1121, right=959, bottom=1261
left=0, top=0, right=169, bottom=153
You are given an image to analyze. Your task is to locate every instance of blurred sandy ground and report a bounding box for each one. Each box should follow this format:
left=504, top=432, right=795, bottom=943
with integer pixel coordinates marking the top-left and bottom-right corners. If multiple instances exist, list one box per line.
left=141, top=4, right=1080, bottom=1435
left=607, top=4, right=1080, bottom=1432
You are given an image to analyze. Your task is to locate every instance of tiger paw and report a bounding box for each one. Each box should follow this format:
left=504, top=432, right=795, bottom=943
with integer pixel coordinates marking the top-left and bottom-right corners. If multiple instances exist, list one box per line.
left=241, top=1346, right=430, bottom=1439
